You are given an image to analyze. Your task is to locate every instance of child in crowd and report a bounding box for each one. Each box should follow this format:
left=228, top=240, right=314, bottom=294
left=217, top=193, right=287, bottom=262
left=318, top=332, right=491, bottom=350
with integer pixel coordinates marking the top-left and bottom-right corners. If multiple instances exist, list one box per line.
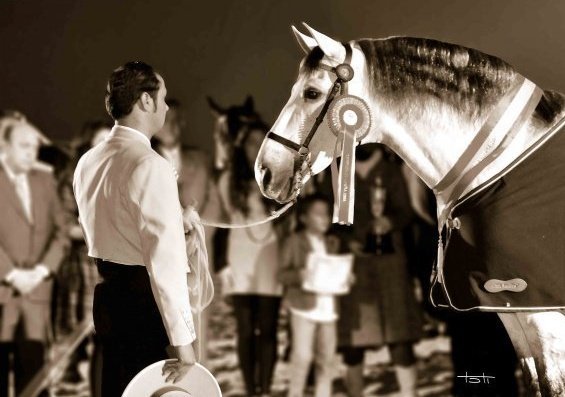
left=278, top=193, right=351, bottom=397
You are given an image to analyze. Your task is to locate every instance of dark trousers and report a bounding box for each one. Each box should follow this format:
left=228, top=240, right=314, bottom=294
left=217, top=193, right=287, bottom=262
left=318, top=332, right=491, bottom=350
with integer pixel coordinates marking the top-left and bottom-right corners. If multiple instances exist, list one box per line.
left=232, top=294, right=281, bottom=396
left=93, top=260, right=169, bottom=397
left=0, top=320, right=46, bottom=397
left=342, top=341, right=416, bottom=367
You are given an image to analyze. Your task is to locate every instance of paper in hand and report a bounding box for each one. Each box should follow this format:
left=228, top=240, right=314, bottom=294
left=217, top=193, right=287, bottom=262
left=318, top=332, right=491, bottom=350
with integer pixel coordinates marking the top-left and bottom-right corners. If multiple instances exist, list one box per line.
left=302, top=252, right=354, bottom=295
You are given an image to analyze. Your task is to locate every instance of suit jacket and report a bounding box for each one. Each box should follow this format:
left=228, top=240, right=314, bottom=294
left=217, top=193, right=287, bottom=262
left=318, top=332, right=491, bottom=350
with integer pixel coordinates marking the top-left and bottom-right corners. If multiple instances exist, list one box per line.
left=0, top=164, right=69, bottom=340
left=278, top=231, right=337, bottom=311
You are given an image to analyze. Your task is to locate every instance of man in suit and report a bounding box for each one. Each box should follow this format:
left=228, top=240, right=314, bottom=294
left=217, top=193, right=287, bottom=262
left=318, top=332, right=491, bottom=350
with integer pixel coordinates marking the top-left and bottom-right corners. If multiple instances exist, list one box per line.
left=0, top=121, right=69, bottom=396
left=73, top=61, right=198, bottom=397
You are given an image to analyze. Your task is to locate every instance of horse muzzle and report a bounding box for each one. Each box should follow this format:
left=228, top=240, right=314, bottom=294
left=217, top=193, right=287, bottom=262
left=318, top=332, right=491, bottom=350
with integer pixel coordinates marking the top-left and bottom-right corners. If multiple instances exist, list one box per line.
left=256, top=157, right=310, bottom=204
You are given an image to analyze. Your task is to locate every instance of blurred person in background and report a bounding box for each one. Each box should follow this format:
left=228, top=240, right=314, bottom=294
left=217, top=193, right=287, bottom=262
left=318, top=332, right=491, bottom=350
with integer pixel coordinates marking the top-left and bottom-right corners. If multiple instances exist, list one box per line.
left=54, top=120, right=112, bottom=392
left=337, top=144, right=423, bottom=397
left=279, top=193, right=353, bottom=397
left=56, top=120, right=112, bottom=336
left=152, top=98, right=222, bottom=365
left=217, top=116, right=286, bottom=397
left=0, top=120, right=69, bottom=396
left=1, top=110, right=54, bottom=174
left=152, top=98, right=184, bottom=173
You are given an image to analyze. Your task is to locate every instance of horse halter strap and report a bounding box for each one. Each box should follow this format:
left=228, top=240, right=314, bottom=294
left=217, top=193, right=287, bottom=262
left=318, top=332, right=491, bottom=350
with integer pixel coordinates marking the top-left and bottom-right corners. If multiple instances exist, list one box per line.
left=266, top=43, right=354, bottom=159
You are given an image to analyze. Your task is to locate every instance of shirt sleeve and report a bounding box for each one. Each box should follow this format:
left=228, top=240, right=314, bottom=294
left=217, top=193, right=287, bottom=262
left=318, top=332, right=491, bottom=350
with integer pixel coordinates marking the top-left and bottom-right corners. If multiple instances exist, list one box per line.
left=129, top=155, right=196, bottom=346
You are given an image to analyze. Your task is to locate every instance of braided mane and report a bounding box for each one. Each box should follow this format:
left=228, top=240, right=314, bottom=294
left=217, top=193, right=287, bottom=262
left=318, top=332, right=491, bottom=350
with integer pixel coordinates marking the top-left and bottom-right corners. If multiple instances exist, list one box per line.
left=304, top=37, right=564, bottom=124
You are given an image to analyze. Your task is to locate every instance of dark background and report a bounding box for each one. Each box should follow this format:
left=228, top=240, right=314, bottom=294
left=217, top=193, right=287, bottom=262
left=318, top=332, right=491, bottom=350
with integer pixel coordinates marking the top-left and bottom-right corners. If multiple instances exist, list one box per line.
left=1, top=0, right=564, bottom=151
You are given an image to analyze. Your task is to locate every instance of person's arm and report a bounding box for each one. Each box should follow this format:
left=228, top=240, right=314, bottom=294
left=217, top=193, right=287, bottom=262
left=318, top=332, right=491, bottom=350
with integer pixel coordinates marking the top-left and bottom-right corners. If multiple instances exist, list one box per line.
left=277, top=235, right=303, bottom=286
left=36, top=174, right=71, bottom=277
left=129, top=155, right=196, bottom=348
left=0, top=244, right=15, bottom=282
left=384, top=165, right=415, bottom=231
left=401, top=164, right=436, bottom=225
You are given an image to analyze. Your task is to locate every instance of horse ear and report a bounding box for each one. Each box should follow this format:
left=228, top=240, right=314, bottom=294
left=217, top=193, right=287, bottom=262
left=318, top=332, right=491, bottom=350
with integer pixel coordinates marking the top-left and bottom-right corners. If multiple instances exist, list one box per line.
left=243, top=96, right=255, bottom=112
left=302, top=22, right=346, bottom=63
left=207, top=96, right=225, bottom=117
left=291, top=25, right=317, bottom=54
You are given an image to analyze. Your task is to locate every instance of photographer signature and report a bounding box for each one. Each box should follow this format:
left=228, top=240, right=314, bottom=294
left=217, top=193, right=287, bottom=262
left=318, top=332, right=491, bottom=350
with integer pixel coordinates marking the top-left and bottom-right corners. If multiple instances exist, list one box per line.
left=456, top=372, right=496, bottom=384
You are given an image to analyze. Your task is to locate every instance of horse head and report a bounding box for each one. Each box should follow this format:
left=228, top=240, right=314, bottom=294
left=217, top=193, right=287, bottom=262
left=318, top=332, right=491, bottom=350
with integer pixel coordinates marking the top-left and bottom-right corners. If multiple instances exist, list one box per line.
left=254, top=23, right=382, bottom=203
left=256, top=24, right=565, bottom=206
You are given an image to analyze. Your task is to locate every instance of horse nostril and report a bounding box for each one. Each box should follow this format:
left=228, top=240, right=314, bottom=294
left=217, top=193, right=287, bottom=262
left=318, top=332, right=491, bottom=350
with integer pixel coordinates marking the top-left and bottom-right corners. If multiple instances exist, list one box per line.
left=262, top=167, right=273, bottom=187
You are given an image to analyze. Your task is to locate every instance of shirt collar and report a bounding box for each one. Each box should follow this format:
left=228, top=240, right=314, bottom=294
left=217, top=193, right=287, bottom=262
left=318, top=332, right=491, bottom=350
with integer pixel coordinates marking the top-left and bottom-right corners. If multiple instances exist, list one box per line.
left=0, top=153, right=19, bottom=181
left=111, top=124, right=151, bottom=147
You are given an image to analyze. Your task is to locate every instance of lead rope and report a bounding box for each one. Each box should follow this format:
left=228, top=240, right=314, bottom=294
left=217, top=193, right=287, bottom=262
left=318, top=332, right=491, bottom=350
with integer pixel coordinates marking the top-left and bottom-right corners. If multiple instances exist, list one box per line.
left=198, top=198, right=295, bottom=229
left=184, top=209, right=214, bottom=361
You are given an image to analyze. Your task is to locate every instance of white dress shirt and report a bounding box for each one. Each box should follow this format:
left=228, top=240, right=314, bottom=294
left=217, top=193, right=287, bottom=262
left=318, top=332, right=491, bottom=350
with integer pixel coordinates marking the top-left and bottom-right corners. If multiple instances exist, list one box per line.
left=73, top=125, right=196, bottom=346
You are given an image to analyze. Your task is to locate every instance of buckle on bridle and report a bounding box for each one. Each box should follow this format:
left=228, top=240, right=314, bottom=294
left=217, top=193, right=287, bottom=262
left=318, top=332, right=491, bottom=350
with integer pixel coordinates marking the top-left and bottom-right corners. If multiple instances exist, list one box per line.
left=335, top=64, right=354, bottom=82
left=298, top=146, right=310, bottom=157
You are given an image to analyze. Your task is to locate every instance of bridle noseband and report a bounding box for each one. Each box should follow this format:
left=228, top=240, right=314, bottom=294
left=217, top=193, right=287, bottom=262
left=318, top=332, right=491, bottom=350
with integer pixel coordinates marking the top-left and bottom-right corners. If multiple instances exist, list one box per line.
left=265, top=43, right=354, bottom=174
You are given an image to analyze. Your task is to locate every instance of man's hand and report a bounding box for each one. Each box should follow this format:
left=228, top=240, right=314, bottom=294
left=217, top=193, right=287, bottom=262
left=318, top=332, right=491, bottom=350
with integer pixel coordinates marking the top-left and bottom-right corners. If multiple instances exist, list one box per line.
left=162, top=343, right=197, bottom=383
left=68, top=224, right=84, bottom=240
left=7, top=267, right=46, bottom=295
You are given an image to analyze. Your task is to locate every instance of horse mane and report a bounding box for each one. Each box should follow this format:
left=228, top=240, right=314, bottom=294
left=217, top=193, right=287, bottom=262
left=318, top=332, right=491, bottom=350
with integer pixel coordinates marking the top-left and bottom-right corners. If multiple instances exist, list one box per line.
left=303, top=37, right=564, bottom=124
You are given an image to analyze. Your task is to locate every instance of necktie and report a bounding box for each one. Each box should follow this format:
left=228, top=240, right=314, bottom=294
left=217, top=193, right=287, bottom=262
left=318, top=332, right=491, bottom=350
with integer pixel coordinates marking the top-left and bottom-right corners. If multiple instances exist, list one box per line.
left=14, top=174, right=32, bottom=222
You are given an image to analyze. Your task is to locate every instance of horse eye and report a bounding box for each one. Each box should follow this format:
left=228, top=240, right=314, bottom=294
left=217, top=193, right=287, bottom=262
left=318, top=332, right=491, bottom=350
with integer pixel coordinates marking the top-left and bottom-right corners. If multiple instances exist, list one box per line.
left=303, top=88, right=321, bottom=101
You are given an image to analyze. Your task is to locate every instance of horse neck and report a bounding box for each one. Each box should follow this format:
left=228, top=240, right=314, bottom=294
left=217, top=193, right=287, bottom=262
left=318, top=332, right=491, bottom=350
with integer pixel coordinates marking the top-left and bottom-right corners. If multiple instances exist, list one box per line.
left=367, top=92, right=481, bottom=189
left=365, top=85, right=563, bottom=213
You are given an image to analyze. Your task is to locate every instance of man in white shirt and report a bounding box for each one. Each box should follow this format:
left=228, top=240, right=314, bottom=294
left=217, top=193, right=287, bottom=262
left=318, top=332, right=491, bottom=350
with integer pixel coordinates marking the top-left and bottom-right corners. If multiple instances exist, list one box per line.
left=73, top=61, right=197, bottom=397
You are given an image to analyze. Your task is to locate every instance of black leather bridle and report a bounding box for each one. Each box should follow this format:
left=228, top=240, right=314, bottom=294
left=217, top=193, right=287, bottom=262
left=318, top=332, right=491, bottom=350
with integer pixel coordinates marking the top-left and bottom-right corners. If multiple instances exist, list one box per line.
left=265, top=43, right=354, bottom=168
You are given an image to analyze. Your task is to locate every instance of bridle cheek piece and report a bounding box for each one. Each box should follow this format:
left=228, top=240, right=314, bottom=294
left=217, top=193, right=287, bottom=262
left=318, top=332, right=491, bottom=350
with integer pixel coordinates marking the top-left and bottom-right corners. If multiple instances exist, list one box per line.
left=265, top=43, right=354, bottom=199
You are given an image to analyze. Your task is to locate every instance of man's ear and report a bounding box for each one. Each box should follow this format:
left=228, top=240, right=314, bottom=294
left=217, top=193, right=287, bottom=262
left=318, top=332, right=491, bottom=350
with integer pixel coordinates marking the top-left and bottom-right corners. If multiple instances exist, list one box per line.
left=139, top=92, right=156, bottom=112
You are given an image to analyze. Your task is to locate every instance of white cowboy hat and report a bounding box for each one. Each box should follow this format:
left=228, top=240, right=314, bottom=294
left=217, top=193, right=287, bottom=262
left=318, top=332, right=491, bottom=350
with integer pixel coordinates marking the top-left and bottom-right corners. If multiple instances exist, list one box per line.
left=122, top=360, right=222, bottom=397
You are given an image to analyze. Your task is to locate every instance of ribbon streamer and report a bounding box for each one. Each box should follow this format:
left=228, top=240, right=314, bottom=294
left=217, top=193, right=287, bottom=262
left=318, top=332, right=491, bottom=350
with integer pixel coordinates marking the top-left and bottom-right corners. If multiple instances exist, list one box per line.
left=333, top=126, right=357, bottom=224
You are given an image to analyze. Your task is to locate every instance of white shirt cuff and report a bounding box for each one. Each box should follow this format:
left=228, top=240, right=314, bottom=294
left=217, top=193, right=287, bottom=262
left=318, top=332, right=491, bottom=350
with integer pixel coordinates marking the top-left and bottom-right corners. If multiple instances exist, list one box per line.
left=4, top=269, right=18, bottom=283
left=35, top=265, right=50, bottom=279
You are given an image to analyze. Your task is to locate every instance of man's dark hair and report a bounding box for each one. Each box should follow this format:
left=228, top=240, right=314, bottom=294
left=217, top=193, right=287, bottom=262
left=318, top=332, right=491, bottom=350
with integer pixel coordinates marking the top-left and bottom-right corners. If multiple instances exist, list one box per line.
left=1, top=109, right=26, bottom=142
left=105, top=61, right=160, bottom=120
left=3, top=124, right=15, bottom=142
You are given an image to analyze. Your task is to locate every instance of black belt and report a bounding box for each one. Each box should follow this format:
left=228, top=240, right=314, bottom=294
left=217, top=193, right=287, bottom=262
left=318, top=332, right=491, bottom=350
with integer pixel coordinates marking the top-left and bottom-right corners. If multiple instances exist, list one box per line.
left=94, top=258, right=148, bottom=285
